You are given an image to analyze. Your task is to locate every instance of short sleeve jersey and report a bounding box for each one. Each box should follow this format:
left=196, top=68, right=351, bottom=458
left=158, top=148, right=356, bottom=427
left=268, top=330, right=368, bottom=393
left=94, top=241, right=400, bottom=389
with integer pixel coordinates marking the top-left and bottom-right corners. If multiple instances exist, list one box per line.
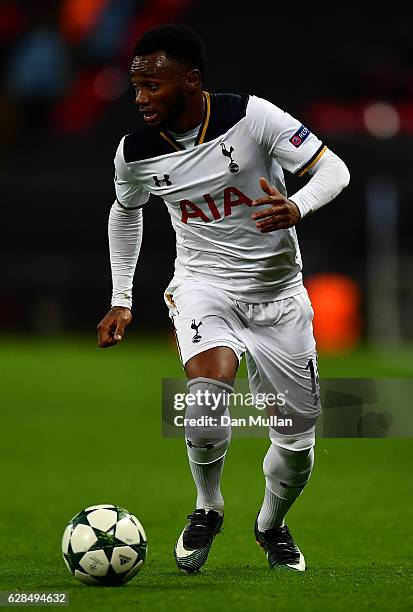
left=114, top=93, right=326, bottom=302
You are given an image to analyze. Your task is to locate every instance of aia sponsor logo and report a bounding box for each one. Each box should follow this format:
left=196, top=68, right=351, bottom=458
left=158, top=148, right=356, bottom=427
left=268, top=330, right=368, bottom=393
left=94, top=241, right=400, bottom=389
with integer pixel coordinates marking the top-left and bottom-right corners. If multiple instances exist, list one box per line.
left=179, top=186, right=252, bottom=224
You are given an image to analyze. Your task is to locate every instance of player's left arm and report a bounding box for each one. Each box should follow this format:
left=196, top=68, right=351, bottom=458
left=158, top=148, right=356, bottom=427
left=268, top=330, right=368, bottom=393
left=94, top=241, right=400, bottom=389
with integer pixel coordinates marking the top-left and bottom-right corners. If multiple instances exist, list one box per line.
left=251, top=149, right=350, bottom=233
left=246, top=95, right=350, bottom=232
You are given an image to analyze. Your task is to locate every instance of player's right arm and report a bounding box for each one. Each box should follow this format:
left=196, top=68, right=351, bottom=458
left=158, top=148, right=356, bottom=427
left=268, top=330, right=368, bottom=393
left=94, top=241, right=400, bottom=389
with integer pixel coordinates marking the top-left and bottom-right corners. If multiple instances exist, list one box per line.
left=97, top=136, right=150, bottom=348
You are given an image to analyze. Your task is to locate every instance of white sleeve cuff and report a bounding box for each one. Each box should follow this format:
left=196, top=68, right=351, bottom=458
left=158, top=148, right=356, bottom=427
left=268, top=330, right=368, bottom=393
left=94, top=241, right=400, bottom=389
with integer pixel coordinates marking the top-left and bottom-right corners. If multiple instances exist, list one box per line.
left=289, top=149, right=350, bottom=218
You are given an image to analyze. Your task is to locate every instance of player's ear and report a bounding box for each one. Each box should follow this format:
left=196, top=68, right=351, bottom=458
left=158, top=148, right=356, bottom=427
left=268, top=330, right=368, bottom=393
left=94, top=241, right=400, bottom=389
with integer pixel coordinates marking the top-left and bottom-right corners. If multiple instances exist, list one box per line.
left=185, top=68, right=201, bottom=92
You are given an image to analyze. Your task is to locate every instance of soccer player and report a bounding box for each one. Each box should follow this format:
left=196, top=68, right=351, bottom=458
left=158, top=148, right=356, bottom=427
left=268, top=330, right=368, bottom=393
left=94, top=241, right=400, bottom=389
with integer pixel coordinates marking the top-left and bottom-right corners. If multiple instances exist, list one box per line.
left=97, top=24, right=350, bottom=572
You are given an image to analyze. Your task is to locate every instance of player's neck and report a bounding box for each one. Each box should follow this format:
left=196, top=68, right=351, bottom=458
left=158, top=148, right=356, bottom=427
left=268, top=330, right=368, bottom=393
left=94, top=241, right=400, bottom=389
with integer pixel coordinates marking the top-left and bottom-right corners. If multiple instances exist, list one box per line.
left=166, top=92, right=205, bottom=134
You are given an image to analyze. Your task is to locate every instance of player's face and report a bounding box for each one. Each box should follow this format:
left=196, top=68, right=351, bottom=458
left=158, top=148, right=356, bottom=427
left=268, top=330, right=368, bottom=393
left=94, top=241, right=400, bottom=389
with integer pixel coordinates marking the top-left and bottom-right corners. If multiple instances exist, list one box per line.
left=130, top=51, right=188, bottom=129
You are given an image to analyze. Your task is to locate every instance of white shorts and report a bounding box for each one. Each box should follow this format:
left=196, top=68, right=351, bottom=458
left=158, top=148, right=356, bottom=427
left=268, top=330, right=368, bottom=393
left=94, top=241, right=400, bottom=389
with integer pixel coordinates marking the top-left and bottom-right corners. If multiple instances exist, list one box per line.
left=165, top=281, right=321, bottom=423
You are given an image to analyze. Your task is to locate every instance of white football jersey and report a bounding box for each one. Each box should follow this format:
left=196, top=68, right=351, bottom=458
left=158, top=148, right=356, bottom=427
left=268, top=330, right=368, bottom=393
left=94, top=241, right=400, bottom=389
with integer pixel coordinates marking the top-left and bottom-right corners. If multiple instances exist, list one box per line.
left=114, top=93, right=326, bottom=302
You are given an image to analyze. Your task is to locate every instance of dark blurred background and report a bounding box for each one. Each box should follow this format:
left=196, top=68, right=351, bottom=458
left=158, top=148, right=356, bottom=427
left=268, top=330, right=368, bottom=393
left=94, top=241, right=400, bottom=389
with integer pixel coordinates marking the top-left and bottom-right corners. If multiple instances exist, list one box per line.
left=1, top=1, right=412, bottom=350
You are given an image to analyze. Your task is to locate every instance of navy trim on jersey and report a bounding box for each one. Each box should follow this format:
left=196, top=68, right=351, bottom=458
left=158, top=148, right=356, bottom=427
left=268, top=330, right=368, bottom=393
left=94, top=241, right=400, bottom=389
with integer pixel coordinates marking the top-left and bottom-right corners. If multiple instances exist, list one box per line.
left=205, top=93, right=249, bottom=142
left=194, top=91, right=211, bottom=145
left=123, top=92, right=250, bottom=163
left=158, top=129, right=185, bottom=152
left=123, top=127, right=176, bottom=163
left=295, top=143, right=326, bottom=177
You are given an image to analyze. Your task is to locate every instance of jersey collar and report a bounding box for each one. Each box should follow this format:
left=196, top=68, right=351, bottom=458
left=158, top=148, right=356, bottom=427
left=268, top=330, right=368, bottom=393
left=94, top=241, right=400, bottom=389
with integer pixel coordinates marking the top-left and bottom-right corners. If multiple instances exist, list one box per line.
left=159, top=91, right=211, bottom=152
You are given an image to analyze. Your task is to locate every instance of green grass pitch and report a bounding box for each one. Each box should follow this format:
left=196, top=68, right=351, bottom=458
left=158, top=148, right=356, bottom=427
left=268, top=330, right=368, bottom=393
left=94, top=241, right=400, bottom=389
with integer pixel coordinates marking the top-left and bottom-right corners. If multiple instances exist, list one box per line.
left=0, top=336, right=412, bottom=611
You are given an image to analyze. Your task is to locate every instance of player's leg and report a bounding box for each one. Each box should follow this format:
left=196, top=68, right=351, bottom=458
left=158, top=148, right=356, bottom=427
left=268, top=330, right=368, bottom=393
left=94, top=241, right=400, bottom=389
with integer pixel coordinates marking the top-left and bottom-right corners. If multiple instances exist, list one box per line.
left=174, top=347, right=238, bottom=572
left=255, top=429, right=315, bottom=571
left=242, top=291, right=320, bottom=571
left=166, top=282, right=244, bottom=571
left=258, top=438, right=314, bottom=532
left=185, top=347, right=238, bottom=513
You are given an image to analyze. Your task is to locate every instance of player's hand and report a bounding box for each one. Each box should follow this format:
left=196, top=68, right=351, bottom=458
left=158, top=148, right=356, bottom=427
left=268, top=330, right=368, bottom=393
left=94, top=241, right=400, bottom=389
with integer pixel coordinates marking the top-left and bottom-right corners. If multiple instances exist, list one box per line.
left=251, top=177, right=301, bottom=232
left=97, top=306, right=132, bottom=348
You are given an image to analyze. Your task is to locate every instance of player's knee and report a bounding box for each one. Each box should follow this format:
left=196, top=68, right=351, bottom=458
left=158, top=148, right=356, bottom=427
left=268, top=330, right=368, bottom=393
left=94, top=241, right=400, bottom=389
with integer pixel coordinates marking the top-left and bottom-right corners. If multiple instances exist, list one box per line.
left=186, top=377, right=233, bottom=416
left=263, top=443, right=314, bottom=500
left=185, top=348, right=238, bottom=382
left=185, top=377, right=232, bottom=464
left=269, top=424, right=316, bottom=452
left=263, top=444, right=314, bottom=479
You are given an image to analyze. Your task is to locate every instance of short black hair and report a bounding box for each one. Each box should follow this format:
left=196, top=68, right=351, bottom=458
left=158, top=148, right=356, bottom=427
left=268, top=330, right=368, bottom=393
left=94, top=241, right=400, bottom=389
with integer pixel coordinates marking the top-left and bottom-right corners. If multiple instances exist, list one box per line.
left=133, top=24, right=207, bottom=79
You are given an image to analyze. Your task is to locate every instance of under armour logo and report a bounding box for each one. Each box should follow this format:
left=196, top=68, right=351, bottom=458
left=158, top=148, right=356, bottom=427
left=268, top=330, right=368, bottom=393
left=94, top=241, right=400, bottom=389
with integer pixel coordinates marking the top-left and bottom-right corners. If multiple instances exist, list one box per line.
left=186, top=439, right=215, bottom=450
left=220, top=142, right=239, bottom=173
left=191, top=319, right=203, bottom=343
left=153, top=174, right=172, bottom=187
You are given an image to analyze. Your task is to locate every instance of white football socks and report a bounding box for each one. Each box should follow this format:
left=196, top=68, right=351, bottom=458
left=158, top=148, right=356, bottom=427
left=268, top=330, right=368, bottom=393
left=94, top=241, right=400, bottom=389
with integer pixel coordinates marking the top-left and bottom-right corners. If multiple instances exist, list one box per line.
left=185, top=377, right=233, bottom=514
left=257, top=487, right=294, bottom=531
left=189, top=457, right=225, bottom=514
left=257, top=443, right=314, bottom=531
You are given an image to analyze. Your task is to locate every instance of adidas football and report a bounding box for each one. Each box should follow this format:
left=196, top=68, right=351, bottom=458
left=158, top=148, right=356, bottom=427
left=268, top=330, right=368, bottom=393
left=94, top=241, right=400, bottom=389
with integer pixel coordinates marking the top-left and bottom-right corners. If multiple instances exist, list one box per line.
left=62, top=504, right=147, bottom=585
